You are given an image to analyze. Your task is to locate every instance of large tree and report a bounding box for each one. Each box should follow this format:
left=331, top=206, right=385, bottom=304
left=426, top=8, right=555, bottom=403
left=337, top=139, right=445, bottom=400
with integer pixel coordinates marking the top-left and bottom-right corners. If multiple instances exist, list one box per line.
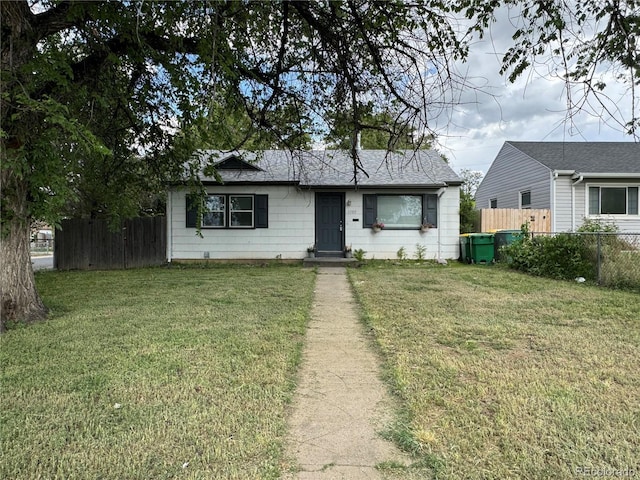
left=324, top=107, right=436, bottom=150
left=1, top=1, right=638, bottom=327
left=458, top=169, right=484, bottom=233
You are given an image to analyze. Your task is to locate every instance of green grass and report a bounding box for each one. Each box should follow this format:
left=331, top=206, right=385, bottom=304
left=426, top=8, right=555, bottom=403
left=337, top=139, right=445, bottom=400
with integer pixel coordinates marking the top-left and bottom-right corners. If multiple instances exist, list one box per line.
left=5, top=261, right=639, bottom=479
left=601, top=249, right=640, bottom=291
left=349, top=262, right=640, bottom=480
left=1, top=264, right=315, bottom=480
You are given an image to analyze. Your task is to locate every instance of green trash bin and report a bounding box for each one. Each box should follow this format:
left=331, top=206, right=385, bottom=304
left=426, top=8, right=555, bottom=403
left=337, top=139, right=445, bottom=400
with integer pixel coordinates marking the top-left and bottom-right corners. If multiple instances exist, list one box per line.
left=459, top=234, right=471, bottom=263
left=494, top=229, right=522, bottom=262
left=468, top=233, right=494, bottom=264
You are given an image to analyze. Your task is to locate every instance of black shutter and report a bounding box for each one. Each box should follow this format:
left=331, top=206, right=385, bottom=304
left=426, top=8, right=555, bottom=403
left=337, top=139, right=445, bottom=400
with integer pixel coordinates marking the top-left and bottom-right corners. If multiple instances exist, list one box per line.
left=186, top=195, right=199, bottom=228
left=363, top=194, right=377, bottom=227
left=255, top=195, right=268, bottom=228
left=425, top=193, right=438, bottom=227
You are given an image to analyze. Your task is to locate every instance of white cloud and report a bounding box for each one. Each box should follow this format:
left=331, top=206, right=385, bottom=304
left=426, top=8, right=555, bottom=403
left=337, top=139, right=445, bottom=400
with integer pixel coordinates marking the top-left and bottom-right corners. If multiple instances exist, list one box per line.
left=433, top=7, right=636, bottom=175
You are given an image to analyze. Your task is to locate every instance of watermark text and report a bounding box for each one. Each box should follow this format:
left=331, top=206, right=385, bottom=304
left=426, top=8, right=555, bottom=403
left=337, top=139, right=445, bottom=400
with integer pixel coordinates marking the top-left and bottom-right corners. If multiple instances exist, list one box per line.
left=575, top=466, right=637, bottom=477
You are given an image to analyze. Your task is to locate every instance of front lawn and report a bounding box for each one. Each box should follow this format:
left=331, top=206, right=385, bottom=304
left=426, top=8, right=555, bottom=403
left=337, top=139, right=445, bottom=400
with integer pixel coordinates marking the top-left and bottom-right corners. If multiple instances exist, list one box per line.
left=4, top=262, right=638, bottom=479
left=349, top=263, right=640, bottom=479
left=1, top=265, right=315, bottom=480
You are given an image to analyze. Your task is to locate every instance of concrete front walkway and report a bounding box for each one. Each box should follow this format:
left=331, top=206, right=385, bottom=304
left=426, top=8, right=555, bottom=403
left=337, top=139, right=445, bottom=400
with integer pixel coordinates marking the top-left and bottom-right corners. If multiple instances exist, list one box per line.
left=283, top=267, right=408, bottom=479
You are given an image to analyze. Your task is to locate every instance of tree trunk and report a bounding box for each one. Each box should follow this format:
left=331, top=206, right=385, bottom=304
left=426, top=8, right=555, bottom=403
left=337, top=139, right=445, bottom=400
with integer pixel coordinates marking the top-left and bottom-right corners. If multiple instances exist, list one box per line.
left=1, top=2, right=50, bottom=331
left=0, top=176, right=48, bottom=331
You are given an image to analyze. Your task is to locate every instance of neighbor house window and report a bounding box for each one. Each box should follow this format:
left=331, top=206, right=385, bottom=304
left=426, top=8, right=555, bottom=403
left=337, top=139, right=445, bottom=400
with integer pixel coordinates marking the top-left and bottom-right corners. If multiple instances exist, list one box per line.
left=363, top=194, right=437, bottom=228
left=589, top=186, right=639, bottom=215
left=520, top=191, right=531, bottom=209
left=186, top=194, right=268, bottom=228
left=490, top=198, right=497, bottom=209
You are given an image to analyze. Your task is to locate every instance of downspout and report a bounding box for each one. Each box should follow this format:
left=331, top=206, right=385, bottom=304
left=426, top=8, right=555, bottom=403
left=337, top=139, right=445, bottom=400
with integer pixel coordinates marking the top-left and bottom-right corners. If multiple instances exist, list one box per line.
left=551, top=171, right=557, bottom=232
left=571, top=173, right=584, bottom=232
left=436, top=186, right=446, bottom=260
left=166, top=189, right=173, bottom=263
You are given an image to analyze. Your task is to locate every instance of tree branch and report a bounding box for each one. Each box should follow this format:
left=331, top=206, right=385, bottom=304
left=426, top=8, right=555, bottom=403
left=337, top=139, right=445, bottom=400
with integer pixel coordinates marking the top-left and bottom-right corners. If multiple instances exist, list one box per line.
left=32, top=0, right=77, bottom=41
left=346, top=0, right=417, bottom=113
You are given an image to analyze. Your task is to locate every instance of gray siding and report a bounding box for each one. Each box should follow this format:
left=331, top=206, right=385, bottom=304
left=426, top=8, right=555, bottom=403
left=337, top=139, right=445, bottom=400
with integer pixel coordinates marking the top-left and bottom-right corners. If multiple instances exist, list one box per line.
left=551, top=176, right=640, bottom=232
left=580, top=179, right=640, bottom=232
left=478, top=142, right=640, bottom=233
left=476, top=143, right=551, bottom=210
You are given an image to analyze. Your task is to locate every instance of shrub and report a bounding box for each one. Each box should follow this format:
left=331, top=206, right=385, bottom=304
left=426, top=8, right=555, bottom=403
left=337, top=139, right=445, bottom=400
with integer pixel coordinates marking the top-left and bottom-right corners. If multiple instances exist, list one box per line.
left=503, top=230, right=596, bottom=281
left=353, top=248, right=367, bottom=262
left=577, top=217, right=618, bottom=233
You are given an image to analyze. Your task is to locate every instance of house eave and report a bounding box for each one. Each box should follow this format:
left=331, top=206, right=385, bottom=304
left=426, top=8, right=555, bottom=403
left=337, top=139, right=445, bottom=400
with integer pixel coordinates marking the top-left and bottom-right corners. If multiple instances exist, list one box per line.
left=170, top=180, right=457, bottom=189
left=202, top=180, right=299, bottom=186
left=571, top=172, right=640, bottom=179
left=363, top=181, right=460, bottom=189
left=299, top=182, right=453, bottom=190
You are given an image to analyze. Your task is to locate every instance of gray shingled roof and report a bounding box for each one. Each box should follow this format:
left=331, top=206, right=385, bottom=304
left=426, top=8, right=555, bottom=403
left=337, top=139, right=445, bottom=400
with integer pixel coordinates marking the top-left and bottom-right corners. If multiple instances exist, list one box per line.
left=195, top=149, right=461, bottom=187
left=508, top=141, right=640, bottom=173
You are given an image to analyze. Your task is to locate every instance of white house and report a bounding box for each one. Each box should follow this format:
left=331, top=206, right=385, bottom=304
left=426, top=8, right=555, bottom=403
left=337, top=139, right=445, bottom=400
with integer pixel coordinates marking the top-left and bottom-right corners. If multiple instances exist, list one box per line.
left=475, top=141, right=640, bottom=232
left=166, top=149, right=462, bottom=261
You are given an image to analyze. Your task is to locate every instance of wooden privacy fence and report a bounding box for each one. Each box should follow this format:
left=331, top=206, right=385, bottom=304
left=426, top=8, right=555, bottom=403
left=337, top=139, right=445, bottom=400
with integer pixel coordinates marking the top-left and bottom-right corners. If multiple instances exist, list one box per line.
left=54, top=217, right=166, bottom=270
left=479, top=208, right=552, bottom=233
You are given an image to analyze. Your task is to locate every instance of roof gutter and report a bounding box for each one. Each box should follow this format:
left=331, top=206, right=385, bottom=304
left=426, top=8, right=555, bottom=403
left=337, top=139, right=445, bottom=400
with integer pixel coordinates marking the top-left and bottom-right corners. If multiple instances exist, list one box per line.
left=572, top=172, right=640, bottom=179
left=298, top=182, right=451, bottom=190
left=201, top=180, right=299, bottom=186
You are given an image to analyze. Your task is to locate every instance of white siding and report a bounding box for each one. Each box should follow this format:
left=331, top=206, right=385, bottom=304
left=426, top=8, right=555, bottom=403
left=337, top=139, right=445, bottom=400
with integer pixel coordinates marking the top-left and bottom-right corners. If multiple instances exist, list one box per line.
left=553, top=175, right=574, bottom=232
left=343, top=186, right=460, bottom=260
left=168, top=185, right=461, bottom=261
left=476, top=143, right=551, bottom=210
left=169, top=185, right=316, bottom=260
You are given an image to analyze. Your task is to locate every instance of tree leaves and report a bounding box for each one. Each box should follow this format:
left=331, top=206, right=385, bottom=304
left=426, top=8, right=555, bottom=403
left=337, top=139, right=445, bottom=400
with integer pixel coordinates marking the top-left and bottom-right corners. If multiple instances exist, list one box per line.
left=1, top=0, right=638, bottom=227
left=483, top=0, right=639, bottom=135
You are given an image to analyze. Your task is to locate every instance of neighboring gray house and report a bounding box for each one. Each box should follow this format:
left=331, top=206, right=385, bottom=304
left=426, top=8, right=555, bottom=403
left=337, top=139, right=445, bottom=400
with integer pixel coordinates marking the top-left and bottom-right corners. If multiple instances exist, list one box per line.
left=167, top=149, right=462, bottom=261
left=475, top=141, right=640, bottom=232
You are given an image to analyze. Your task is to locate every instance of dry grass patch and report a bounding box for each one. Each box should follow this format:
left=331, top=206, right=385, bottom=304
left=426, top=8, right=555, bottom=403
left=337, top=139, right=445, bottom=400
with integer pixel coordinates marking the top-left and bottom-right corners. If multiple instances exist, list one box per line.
left=350, top=263, right=640, bottom=479
left=1, top=265, right=315, bottom=480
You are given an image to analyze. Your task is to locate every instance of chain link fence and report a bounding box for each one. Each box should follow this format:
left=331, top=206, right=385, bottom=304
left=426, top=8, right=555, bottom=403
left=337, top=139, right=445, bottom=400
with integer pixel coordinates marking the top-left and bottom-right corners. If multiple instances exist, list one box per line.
left=501, top=231, right=640, bottom=292
left=30, top=239, right=54, bottom=254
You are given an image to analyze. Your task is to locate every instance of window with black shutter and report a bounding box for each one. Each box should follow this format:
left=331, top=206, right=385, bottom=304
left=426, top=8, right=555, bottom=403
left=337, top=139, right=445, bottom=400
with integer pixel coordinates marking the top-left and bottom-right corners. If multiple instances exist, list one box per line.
left=362, top=193, right=438, bottom=229
left=185, top=194, right=268, bottom=229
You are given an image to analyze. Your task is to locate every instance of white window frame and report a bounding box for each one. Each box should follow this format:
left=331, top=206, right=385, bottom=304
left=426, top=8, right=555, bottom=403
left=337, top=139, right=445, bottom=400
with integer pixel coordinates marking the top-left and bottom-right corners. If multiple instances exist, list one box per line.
left=363, top=193, right=437, bottom=229
left=490, top=198, right=497, bottom=209
left=229, top=195, right=254, bottom=228
left=376, top=194, right=425, bottom=229
left=519, top=190, right=531, bottom=209
left=587, top=183, right=640, bottom=217
left=200, top=194, right=256, bottom=229
left=202, top=195, right=226, bottom=227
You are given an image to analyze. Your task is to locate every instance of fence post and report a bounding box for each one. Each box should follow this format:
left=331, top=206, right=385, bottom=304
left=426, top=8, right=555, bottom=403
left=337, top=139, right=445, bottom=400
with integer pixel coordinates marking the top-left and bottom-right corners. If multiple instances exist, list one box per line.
left=597, top=232, right=602, bottom=285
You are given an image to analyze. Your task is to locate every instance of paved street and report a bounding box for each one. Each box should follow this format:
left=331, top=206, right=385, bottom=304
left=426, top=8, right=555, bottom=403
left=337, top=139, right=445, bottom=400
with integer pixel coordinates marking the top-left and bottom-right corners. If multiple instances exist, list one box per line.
left=31, top=255, right=54, bottom=271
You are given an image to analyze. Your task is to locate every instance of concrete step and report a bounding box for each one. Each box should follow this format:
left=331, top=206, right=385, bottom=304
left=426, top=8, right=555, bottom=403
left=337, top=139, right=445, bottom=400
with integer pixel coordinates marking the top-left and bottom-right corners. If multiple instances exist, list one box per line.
left=303, top=257, right=359, bottom=268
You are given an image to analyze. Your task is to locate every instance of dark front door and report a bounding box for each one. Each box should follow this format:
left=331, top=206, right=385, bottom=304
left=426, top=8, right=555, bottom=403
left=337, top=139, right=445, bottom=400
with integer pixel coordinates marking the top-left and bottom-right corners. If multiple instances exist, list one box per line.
left=315, top=193, right=344, bottom=256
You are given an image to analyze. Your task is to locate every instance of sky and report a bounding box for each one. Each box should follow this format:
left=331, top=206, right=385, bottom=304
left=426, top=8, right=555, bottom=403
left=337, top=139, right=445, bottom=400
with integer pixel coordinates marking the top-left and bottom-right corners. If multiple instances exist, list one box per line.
left=430, top=7, right=637, bottom=175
